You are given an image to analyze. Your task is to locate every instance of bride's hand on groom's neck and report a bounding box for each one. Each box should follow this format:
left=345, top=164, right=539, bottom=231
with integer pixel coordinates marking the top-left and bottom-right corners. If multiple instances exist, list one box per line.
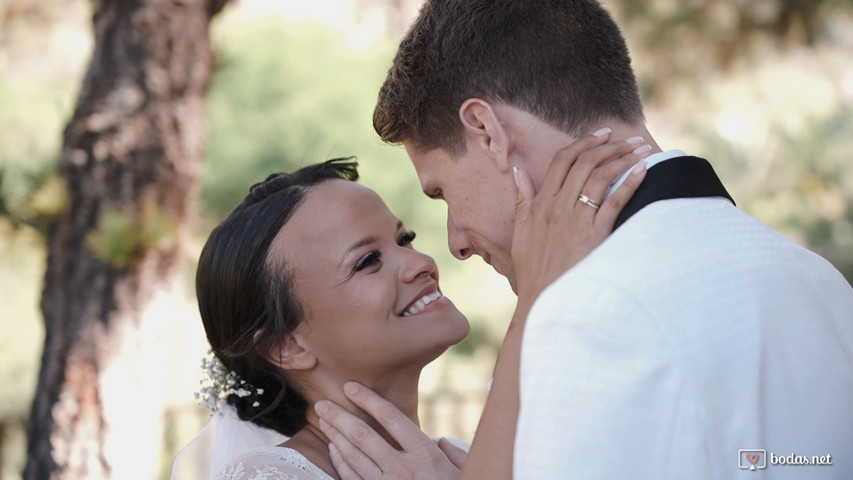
left=510, top=130, right=648, bottom=308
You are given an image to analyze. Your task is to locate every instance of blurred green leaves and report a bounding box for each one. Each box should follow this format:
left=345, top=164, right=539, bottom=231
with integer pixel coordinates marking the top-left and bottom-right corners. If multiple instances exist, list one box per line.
left=612, top=0, right=853, bottom=91
left=0, top=162, right=66, bottom=237
left=203, top=21, right=398, bottom=216
left=87, top=200, right=177, bottom=269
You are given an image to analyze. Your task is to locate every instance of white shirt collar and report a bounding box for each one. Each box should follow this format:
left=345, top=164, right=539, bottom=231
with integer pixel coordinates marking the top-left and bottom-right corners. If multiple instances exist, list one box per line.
left=604, top=149, right=687, bottom=200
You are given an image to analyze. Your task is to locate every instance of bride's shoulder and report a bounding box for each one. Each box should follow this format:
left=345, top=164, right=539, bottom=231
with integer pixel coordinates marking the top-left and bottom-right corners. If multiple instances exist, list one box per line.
left=215, top=447, right=333, bottom=480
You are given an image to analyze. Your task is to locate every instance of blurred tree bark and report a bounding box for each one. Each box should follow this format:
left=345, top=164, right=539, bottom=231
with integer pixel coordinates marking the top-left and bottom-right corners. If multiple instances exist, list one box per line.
left=24, top=0, right=229, bottom=478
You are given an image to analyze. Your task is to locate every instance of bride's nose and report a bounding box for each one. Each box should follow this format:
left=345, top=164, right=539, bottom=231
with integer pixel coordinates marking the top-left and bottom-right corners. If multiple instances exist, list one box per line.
left=400, top=249, right=438, bottom=283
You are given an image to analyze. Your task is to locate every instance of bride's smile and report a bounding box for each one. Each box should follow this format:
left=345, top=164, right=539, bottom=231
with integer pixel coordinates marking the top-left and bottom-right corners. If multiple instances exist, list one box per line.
left=401, top=289, right=444, bottom=317
left=268, top=178, right=470, bottom=379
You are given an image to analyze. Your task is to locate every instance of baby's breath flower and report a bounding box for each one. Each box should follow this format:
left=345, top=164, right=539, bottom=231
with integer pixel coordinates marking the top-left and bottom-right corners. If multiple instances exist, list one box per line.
left=195, top=350, right=265, bottom=413
left=232, top=388, right=251, bottom=398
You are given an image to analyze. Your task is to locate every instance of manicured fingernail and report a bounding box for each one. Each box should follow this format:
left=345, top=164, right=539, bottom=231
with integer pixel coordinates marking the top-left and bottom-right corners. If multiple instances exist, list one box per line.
left=315, top=400, right=330, bottom=415
left=343, top=382, right=361, bottom=396
left=632, top=158, right=648, bottom=175
left=632, top=144, right=652, bottom=155
left=513, top=166, right=520, bottom=188
left=329, top=443, right=339, bottom=457
left=319, top=418, right=330, bottom=430
left=626, top=136, right=644, bottom=145
left=592, top=127, right=611, bottom=137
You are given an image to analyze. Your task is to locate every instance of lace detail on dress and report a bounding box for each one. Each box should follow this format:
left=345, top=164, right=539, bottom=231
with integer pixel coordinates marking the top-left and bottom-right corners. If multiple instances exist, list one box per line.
left=215, top=447, right=334, bottom=480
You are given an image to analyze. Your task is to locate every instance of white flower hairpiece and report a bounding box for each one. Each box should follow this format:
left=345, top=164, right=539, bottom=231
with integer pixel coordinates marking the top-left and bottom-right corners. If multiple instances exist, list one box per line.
left=195, top=350, right=265, bottom=413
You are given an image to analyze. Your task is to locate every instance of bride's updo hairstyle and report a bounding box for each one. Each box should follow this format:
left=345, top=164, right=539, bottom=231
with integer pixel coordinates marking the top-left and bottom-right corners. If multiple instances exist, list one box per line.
left=197, top=158, right=359, bottom=436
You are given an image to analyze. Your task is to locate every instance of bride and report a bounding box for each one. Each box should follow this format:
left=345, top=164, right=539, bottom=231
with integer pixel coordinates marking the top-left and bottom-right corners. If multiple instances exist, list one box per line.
left=173, top=144, right=643, bottom=479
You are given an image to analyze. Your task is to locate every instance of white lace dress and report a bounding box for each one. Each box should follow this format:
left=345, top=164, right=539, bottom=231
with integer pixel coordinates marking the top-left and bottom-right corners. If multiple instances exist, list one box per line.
left=215, top=438, right=470, bottom=480
left=215, top=447, right=334, bottom=480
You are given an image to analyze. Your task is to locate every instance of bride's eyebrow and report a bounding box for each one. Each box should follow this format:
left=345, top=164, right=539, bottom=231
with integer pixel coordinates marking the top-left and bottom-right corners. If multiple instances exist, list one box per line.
left=338, top=220, right=404, bottom=267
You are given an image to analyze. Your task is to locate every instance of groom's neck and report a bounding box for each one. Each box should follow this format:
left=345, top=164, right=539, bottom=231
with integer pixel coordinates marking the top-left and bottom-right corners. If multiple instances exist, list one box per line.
left=607, top=123, right=662, bottom=155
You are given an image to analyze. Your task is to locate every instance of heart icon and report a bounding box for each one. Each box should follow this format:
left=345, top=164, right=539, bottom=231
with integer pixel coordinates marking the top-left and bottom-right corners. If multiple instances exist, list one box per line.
left=746, top=453, right=759, bottom=464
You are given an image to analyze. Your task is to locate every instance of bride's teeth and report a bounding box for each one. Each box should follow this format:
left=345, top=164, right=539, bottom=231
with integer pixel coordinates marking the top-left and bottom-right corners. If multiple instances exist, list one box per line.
left=402, top=292, right=443, bottom=317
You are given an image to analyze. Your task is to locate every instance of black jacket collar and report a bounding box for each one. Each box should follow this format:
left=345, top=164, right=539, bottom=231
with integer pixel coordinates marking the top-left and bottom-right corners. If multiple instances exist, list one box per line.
left=614, top=156, right=735, bottom=230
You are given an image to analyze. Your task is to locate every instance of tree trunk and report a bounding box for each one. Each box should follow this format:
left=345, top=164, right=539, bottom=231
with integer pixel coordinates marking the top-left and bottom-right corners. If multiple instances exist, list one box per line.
left=25, top=0, right=229, bottom=478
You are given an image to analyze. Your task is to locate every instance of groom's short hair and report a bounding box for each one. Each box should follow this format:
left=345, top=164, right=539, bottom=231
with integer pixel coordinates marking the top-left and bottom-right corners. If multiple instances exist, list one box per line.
left=374, top=0, right=644, bottom=154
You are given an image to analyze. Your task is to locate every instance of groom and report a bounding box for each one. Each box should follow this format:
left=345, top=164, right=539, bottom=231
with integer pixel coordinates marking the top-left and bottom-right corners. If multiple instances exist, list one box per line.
left=317, top=0, right=853, bottom=478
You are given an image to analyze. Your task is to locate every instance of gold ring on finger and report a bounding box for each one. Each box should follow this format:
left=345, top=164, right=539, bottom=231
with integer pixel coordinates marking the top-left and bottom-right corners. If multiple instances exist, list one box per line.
left=577, top=193, right=600, bottom=210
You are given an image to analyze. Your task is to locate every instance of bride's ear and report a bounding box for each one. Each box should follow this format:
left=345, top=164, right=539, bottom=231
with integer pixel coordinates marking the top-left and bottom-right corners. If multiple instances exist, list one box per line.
left=459, top=98, right=511, bottom=172
left=259, top=332, right=316, bottom=371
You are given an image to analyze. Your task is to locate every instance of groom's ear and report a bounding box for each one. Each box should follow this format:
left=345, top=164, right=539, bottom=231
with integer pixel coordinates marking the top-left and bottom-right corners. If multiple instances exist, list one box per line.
left=258, top=331, right=317, bottom=371
left=459, top=98, right=511, bottom=172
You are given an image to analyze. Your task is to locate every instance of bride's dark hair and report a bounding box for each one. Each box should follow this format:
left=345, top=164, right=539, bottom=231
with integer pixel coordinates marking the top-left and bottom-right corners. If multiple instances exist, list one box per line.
left=197, top=158, right=359, bottom=436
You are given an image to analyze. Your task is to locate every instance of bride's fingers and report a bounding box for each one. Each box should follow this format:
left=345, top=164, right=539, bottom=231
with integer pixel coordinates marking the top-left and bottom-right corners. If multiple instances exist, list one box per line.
left=537, top=131, right=610, bottom=197
left=511, top=135, right=648, bottom=300
left=560, top=139, right=646, bottom=207
left=563, top=149, right=649, bottom=220
left=514, top=166, right=536, bottom=225
left=594, top=158, right=648, bottom=229
left=527, top=142, right=627, bottom=228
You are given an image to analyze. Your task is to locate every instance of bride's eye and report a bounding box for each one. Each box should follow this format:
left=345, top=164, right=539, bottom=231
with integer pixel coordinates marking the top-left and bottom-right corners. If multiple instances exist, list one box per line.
left=398, top=230, right=416, bottom=246
left=355, top=251, right=381, bottom=272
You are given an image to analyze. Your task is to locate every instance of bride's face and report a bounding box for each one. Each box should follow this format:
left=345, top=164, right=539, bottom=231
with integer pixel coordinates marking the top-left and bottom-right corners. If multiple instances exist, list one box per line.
left=269, top=179, right=469, bottom=379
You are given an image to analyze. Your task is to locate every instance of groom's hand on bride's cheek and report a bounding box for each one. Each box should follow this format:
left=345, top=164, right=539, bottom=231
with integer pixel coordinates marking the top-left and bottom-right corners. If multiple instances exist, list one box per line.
left=314, top=382, right=460, bottom=480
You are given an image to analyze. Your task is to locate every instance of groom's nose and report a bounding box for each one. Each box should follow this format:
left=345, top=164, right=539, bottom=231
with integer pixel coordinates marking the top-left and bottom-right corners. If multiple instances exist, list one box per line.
left=447, top=209, right=473, bottom=260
